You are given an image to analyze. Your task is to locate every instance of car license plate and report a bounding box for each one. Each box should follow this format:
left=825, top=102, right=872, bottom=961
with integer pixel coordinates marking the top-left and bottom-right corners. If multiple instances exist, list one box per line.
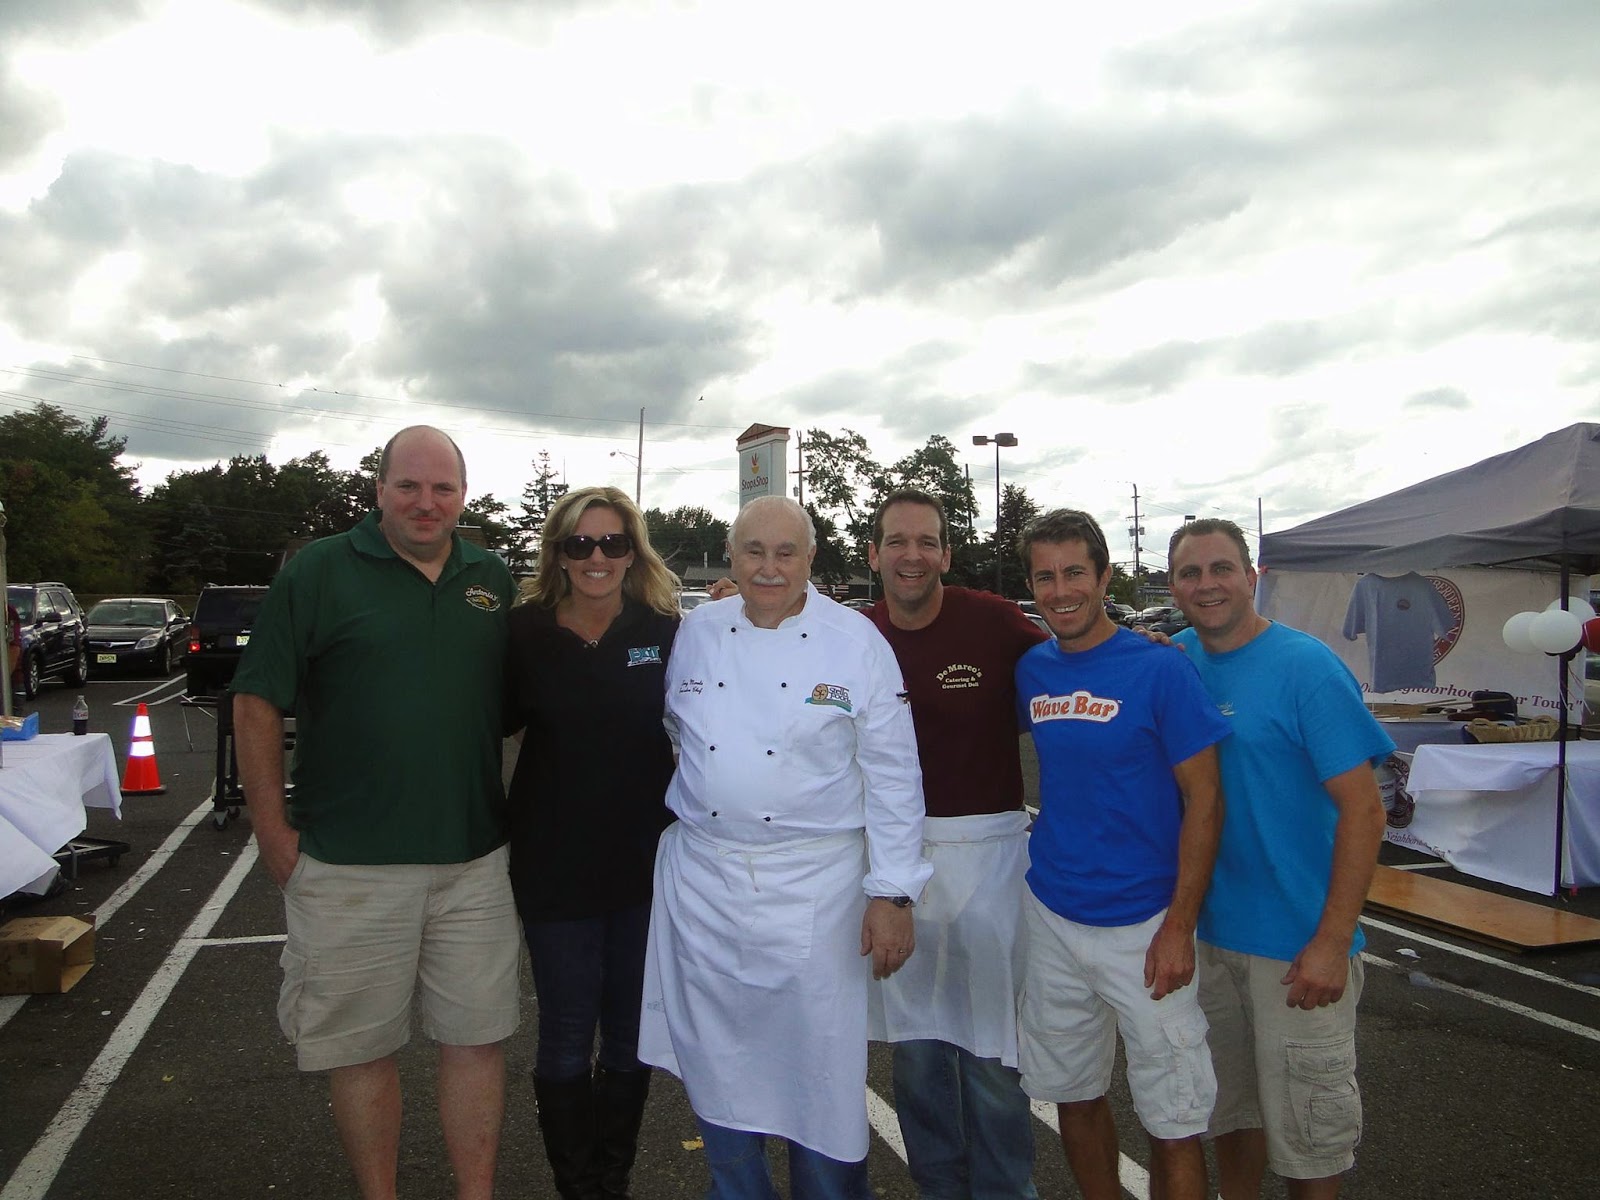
left=97, top=653, right=118, bottom=664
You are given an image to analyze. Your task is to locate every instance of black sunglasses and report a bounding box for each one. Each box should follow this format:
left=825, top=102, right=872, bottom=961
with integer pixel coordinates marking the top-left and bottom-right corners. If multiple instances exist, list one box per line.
left=561, top=533, right=633, bottom=560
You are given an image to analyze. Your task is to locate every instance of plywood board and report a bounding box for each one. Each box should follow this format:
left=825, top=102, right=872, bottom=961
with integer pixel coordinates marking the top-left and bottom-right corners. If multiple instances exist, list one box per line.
left=1365, top=865, right=1600, bottom=952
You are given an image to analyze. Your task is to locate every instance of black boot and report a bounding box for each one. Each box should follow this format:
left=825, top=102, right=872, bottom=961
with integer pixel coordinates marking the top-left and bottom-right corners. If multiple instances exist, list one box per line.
left=533, top=1072, right=602, bottom=1200
left=594, top=1066, right=652, bottom=1199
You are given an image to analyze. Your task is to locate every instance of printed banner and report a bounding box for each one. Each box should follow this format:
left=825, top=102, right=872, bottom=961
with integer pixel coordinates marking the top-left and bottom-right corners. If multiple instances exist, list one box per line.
left=1256, top=566, right=1588, bottom=717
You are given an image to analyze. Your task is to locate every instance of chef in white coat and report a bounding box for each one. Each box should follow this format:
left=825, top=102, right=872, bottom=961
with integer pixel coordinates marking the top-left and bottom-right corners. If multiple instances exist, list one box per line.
left=639, top=495, right=931, bottom=1200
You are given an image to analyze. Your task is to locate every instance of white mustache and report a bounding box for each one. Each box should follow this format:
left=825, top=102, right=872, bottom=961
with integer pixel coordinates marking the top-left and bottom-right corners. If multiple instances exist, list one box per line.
left=751, top=573, right=786, bottom=585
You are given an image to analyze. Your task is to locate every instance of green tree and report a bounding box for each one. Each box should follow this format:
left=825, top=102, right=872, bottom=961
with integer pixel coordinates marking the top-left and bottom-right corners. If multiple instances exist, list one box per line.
left=510, top=451, right=567, bottom=574
left=1106, top=563, right=1139, bottom=606
left=278, top=451, right=371, bottom=540
left=800, top=429, right=885, bottom=563
left=463, top=493, right=517, bottom=561
left=145, top=456, right=293, bottom=586
left=645, top=506, right=729, bottom=577
left=166, top=501, right=229, bottom=593
left=985, top=483, right=1041, bottom=599
left=806, top=504, right=855, bottom=587
left=0, top=402, right=148, bottom=589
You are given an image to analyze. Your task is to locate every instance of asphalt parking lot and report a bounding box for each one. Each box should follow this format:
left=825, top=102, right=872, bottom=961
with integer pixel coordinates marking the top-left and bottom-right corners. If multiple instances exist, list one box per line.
left=2, top=676, right=1599, bottom=1199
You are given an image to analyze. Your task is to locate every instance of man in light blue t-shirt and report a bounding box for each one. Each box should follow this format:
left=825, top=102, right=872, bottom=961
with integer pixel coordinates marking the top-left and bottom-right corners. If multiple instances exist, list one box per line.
left=1170, top=519, right=1393, bottom=1200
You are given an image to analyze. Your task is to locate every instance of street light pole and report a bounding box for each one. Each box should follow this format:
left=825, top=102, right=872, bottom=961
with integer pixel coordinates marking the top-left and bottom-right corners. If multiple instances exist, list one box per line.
left=634, top=406, right=644, bottom=503
left=971, top=432, right=1018, bottom=595
left=608, top=408, right=646, bottom=504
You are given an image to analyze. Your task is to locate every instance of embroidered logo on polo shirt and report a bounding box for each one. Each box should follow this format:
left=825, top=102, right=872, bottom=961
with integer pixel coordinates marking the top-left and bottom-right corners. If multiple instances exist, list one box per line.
left=807, top=683, right=852, bottom=712
left=628, top=645, right=663, bottom=667
left=464, top=584, right=501, bottom=612
left=1028, top=691, right=1120, bottom=723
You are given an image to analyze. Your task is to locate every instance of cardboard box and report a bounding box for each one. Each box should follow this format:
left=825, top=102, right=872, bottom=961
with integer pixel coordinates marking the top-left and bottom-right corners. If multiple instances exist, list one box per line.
left=0, top=915, right=96, bottom=994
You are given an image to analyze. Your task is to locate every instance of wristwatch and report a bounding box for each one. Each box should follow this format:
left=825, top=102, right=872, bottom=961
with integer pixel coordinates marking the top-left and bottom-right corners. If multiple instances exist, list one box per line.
left=883, top=895, right=914, bottom=908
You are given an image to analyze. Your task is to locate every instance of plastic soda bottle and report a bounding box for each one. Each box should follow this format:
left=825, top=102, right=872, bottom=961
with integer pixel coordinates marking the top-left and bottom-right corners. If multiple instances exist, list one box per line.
left=72, top=694, right=89, bottom=736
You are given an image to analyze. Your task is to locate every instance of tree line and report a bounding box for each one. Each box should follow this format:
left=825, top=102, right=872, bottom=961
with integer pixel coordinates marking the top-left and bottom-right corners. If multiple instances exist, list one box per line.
left=0, top=403, right=1137, bottom=601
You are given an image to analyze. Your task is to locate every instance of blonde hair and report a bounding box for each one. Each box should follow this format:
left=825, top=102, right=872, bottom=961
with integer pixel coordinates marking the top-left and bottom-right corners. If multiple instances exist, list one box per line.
left=518, top=486, right=680, bottom=616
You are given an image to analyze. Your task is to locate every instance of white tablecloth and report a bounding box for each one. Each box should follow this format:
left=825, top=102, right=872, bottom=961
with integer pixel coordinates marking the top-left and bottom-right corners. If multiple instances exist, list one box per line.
left=0, top=733, right=123, bottom=897
left=1399, top=741, right=1600, bottom=895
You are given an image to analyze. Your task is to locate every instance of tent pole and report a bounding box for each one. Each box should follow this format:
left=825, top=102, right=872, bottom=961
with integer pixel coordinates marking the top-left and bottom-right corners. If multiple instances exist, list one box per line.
left=1555, top=565, right=1571, bottom=895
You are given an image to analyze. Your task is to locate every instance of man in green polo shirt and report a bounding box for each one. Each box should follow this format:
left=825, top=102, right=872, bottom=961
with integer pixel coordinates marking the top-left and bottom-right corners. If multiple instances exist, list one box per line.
left=234, top=425, right=518, bottom=1200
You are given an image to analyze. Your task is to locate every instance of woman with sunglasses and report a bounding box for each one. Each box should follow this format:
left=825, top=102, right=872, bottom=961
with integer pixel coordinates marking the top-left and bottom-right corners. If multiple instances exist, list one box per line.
left=505, top=485, right=681, bottom=1199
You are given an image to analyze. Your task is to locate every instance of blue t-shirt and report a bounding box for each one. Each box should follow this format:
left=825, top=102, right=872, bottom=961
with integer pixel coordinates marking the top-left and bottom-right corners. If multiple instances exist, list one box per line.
left=1175, top=622, right=1396, bottom=961
left=1017, top=628, right=1231, bottom=927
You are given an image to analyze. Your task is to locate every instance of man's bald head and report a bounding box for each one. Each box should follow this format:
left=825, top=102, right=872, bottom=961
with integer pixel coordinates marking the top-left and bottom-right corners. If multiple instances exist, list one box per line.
left=378, top=425, right=467, bottom=491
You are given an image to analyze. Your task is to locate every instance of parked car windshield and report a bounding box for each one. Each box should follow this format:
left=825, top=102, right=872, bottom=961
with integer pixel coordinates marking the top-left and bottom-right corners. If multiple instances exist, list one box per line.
left=90, top=600, right=168, bottom=626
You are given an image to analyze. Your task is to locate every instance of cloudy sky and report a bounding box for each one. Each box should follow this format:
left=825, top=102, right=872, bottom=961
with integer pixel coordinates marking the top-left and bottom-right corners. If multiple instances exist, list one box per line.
left=2, top=0, right=1596, bottom=573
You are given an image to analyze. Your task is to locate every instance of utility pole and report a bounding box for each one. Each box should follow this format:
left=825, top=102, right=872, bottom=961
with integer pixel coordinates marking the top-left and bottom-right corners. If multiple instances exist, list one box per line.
left=795, top=436, right=808, bottom=506
left=1127, top=484, right=1145, bottom=606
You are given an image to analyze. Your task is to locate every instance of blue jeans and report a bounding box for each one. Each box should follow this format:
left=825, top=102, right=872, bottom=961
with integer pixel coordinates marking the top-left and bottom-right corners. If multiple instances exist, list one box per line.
left=891, top=1039, right=1038, bottom=1199
left=523, top=901, right=652, bottom=1080
left=696, top=1118, right=876, bottom=1200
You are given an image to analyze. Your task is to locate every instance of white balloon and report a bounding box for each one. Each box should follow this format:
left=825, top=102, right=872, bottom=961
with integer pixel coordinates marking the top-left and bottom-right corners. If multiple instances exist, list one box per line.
left=1545, top=596, right=1598, bottom=621
left=1502, top=611, right=1540, bottom=654
left=1529, top=608, right=1584, bottom=655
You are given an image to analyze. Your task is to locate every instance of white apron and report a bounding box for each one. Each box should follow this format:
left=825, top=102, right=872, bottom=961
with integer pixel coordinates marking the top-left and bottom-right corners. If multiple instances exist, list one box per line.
left=639, top=821, right=873, bottom=1161
left=867, top=810, right=1031, bottom=1066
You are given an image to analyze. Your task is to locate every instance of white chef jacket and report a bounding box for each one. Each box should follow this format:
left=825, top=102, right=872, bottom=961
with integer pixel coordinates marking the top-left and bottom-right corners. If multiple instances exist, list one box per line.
left=639, top=584, right=931, bottom=1160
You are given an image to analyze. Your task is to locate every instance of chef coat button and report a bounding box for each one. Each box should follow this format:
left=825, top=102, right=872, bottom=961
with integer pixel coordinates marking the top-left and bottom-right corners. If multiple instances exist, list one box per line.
left=780, top=682, right=787, bottom=688
left=766, top=749, right=774, bottom=756
left=717, top=681, right=724, bottom=687
left=712, top=810, right=718, bottom=817
left=763, top=816, right=771, bottom=822
left=709, top=745, right=716, bottom=751
left=801, top=632, right=808, bottom=639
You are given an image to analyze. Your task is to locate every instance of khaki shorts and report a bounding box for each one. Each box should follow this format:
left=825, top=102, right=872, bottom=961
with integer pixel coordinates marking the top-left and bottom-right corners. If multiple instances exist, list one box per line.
left=278, top=846, right=522, bottom=1072
left=1198, top=942, right=1364, bottom=1179
left=1018, top=891, right=1216, bottom=1140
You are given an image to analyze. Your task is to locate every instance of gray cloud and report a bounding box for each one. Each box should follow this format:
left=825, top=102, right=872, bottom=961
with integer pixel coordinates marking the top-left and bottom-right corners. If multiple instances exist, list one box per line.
left=245, top=0, right=604, bottom=44
left=0, top=131, right=756, bottom=462
left=0, top=0, right=144, bottom=38
left=0, top=60, right=58, bottom=170
left=812, top=112, right=1263, bottom=300
left=0, top=2, right=145, bottom=168
left=1405, top=387, right=1470, bottom=412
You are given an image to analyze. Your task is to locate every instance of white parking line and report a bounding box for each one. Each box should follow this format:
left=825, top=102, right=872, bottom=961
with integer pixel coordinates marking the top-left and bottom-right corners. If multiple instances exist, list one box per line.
left=864, top=1087, right=907, bottom=1161
left=0, top=796, right=219, bottom=1036
left=111, top=676, right=186, bottom=706
left=1360, top=915, right=1600, bottom=999
left=1362, top=952, right=1600, bottom=1043
left=0, top=840, right=259, bottom=1200
left=865, top=1085, right=1151, bottom=1199
left=95, top=796, right=218, bottom=930
left=1030, top=1100, right=1150, bottom=1199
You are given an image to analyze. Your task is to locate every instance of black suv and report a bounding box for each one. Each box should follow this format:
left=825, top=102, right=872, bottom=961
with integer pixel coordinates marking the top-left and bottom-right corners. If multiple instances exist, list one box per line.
left=7, top=582, right=89, bottom=699
left=185, top=585, right=269, bottom=699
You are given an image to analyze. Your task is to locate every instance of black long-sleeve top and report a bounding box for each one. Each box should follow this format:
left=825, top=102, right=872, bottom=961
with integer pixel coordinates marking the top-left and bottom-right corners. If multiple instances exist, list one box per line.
left=504, top=598, right=679, bottom=921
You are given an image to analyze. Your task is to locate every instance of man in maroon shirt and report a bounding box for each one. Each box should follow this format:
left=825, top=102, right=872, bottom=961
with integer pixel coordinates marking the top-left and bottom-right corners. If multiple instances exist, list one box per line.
left=866, top=489, right=1048, bottom=1199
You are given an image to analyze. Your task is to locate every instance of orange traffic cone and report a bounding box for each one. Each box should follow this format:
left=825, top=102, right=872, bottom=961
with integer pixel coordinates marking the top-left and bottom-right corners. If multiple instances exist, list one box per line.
left=121, top=702, right=166, bottom=795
